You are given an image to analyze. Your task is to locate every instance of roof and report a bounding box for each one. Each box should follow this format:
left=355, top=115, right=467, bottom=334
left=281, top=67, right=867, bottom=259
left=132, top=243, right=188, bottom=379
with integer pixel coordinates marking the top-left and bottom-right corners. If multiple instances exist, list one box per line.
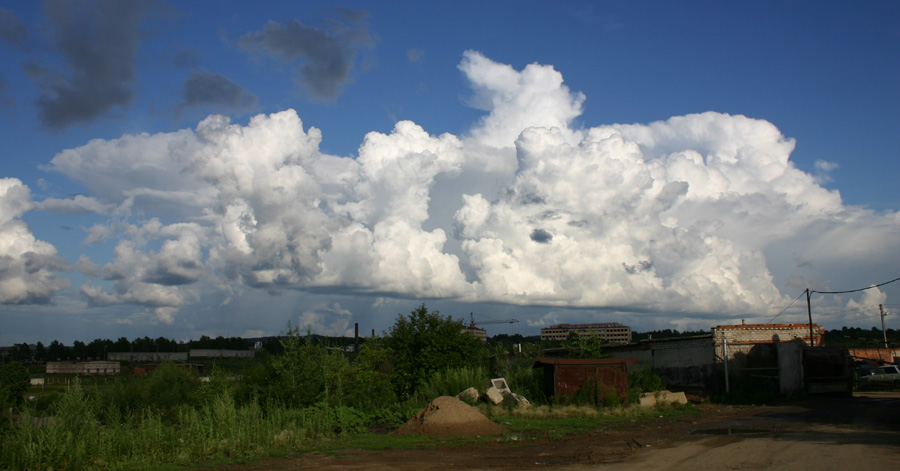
left=532, top=357, right=638, bottom=368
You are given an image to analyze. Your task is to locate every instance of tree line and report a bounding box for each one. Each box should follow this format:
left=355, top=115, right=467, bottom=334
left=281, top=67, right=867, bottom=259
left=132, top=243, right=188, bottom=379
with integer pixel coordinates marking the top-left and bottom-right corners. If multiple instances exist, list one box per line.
left=2, top=335, right=251, bottom=364
left=4, top=323, right=897, bottom=366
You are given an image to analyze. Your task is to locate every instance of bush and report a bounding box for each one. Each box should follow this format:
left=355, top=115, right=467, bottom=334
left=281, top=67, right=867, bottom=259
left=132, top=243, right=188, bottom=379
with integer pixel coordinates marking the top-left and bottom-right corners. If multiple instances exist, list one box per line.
left=411, top=366, right=490, bottom=405
left=384, top=304, right=487, bottom=399
left=247, top=324, right=351, bottom=408
left=493, top=355, right=548, bottom=405
left=343, top=342, right=397, bottom=411
left=143, top=361, right=199, bottom=415
left=0, top=362, right=29, bottom=407
left=627, top=367, right=666, bottom=405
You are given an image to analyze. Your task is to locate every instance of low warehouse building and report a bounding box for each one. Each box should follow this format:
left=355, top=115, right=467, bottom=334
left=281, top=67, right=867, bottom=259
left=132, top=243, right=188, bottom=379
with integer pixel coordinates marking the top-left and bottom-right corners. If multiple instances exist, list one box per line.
left=107, top=352, right=188, bottom=362
left=46, top=361, right=120, bottom=375
left=189, top=349, right=254, bottom=358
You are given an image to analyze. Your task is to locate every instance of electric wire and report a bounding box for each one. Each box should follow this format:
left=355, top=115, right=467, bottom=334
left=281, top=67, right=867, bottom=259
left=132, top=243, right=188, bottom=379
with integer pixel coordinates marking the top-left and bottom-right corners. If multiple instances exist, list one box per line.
left=810, top=276, right=900, bottom=295
left=766, top=290, right=807, bottom=324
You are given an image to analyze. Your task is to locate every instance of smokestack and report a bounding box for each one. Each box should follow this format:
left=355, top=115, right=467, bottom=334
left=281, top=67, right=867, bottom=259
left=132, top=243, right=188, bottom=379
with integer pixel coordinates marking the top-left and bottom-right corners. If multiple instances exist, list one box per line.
left=355, top=323, right=359, bottom=353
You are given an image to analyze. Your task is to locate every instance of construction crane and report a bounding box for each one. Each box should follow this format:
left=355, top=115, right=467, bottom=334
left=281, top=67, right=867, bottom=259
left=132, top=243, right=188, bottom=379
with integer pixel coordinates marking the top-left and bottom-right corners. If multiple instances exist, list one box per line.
left=468, top=312, right=519, bottom=329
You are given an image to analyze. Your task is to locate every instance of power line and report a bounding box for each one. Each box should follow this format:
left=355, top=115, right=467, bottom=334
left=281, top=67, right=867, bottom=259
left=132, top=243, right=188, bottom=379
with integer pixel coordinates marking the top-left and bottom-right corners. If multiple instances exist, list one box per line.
left=803, top=276, right=900, bottom=344
left=766, top=290, right=807, bottom=324
left=811, top=276, right=900, bottom=295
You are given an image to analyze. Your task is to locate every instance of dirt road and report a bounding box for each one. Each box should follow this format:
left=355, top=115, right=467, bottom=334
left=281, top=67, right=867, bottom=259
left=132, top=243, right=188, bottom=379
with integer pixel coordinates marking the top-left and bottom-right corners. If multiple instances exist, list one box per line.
left=213, top=392, right=900, bottom=470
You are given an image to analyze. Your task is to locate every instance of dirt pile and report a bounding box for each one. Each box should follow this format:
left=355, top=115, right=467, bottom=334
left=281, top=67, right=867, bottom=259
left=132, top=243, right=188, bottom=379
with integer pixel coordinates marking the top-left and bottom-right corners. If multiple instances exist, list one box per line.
left=393, top=396, right=509, bottom=437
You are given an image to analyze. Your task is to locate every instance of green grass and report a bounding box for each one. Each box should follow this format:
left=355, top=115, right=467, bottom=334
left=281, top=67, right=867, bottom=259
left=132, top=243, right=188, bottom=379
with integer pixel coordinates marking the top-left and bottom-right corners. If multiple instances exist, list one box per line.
left=1, top=384, right=699, bottom=471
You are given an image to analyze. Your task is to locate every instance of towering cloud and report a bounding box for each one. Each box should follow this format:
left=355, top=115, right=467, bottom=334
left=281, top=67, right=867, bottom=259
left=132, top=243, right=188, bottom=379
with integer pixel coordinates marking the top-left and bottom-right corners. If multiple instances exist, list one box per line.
left=0, top=178, right=69, bottom=304
left=37, top=52, right=897, bottom=325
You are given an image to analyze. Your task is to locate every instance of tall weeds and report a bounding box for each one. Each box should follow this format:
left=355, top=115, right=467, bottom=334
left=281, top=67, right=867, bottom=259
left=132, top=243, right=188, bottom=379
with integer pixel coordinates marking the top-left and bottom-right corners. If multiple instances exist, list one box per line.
left=409, top=366, right=490, bottom=407
left=0, top=381, right=372, bottom=470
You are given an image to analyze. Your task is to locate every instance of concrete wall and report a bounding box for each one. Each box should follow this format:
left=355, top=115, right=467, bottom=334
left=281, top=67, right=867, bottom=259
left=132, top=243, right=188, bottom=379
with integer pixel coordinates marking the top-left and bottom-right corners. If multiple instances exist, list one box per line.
left=776, top=342, right=804, bottom=393
left=606, top=336, right=718, bottom=395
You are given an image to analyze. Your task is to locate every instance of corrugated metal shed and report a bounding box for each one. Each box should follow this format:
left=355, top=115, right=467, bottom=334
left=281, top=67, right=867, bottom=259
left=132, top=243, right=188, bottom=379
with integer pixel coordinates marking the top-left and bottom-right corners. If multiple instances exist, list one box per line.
left=532, top=357, right=636, bottom=403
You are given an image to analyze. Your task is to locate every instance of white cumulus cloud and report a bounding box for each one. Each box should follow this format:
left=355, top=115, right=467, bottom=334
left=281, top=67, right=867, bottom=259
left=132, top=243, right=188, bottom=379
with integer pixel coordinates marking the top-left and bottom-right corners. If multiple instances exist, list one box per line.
left=32, top=52, right=897, bottom=326
left=0, top=178, right=69, bottom=304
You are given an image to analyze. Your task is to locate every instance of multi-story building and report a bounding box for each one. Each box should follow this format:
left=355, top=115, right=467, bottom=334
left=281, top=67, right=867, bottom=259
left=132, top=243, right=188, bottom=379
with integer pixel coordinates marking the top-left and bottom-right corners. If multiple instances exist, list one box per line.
left=461, top=326, right=488, bottom=341
left=540, top=322, right=632, bottom=344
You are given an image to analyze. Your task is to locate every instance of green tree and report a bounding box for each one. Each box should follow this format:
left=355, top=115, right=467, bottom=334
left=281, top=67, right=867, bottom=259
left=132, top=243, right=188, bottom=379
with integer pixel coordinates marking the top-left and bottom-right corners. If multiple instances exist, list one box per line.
left=48, top=340, right=69, bottom=361
left=251, top=324, right=350, bottom=408
left=383, top=304, right=486, bottom=398
left=565, top=330, right=608, bottom=359
left=86, top=338, right=114, bottom=359
left=72, top=340, right=86, bottom=360
left=0, top=361, right=30, bottom=407
left=33, top=341, right=47, bottom=363
left=13, top=343, right=32, bottom=363
left=345, top=340, right=397, bottom=410
left=142, top=362, right=199, bottom=416
left=112, top=336, right=131, bottom=352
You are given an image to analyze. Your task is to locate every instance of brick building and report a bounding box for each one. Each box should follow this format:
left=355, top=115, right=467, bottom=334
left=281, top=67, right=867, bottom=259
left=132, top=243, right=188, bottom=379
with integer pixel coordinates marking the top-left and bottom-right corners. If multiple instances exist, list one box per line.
left=540, top=322, right=632, bottom=344
left=713, top=323, right=824, bottom=360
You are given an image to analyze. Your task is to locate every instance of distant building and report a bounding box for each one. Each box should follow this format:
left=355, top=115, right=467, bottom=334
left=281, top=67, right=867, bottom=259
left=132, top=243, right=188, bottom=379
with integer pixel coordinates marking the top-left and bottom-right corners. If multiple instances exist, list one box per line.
left=540, top=323, right=632, bottom=344
left=601, top=322, right=843, bottom=396
left=107, top=352, right=188, bottom=362
left=46, top=361, right=120, bottom=375
left=136, top=363, right=205, bottom=376
left=462, top=326, right=488, bottom=341
left=189, top=349, right=254, bottom=359
left=712, top=323, right=824, bottom=353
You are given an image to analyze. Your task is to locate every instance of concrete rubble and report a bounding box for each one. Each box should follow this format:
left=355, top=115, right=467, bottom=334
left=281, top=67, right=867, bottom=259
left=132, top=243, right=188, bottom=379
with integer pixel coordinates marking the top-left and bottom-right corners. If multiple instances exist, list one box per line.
left=638, top=390, right=688, bottom=407
left=455, top=377, right=532, bottom=408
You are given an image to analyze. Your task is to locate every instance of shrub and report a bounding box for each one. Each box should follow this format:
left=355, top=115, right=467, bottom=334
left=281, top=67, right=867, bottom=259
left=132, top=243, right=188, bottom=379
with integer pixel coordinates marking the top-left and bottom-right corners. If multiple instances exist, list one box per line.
left=343, top=342, right=397, bottom=411
left=250, top=324, right=351, bottom=408
left=384, top=304, right=487, bottom=399
left=627, top=367, right=666, bottom=404
left=143, top=361, right=199, bottom=414
left=411, top=366, right=490, bottom=405
left=0, top=362, right=29, bottom=407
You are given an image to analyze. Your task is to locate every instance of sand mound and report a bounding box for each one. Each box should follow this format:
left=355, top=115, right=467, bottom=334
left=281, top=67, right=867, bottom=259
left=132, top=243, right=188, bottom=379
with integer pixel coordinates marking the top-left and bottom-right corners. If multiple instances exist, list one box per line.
left=393, top=396, right=509, bottom=437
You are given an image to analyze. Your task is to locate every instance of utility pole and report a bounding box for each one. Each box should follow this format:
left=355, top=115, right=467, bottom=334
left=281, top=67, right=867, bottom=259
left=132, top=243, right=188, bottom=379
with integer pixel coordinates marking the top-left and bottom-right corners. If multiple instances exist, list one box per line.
left=723, top=337, right=730, bottom=393
left=806, top=289, right=815, bottom=346
left=880, top=304, right=888, bottom=349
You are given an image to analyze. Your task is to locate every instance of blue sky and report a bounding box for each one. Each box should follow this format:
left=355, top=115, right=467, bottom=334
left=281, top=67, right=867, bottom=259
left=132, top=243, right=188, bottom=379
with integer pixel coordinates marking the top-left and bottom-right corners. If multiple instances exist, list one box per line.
left=0, top=0, right=898, bottom=345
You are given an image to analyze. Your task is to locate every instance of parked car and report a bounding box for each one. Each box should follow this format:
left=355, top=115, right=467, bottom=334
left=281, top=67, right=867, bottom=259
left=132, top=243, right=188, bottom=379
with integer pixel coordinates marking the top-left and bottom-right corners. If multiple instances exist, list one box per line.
left=857, top=365, right=900, bottom=388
